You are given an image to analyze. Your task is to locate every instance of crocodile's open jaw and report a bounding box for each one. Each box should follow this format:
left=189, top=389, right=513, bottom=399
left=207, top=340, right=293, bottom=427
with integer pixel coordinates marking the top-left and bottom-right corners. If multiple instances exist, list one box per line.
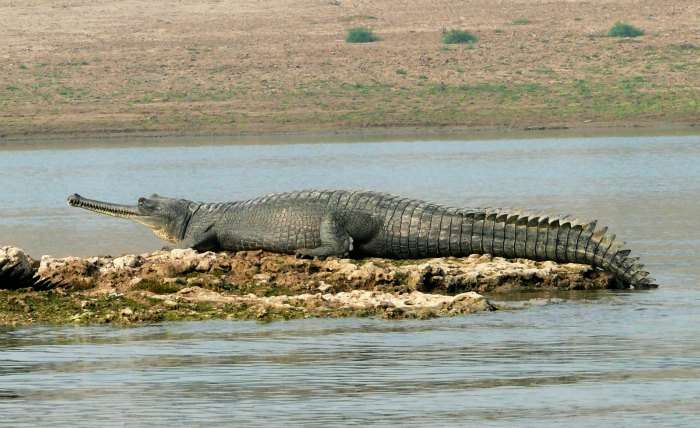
left=67, top=194, right=142, bottom=219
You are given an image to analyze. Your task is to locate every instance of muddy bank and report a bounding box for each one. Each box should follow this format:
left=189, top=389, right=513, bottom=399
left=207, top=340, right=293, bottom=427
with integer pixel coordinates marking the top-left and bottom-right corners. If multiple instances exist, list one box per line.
left=1, top=246, right=615, bottom=325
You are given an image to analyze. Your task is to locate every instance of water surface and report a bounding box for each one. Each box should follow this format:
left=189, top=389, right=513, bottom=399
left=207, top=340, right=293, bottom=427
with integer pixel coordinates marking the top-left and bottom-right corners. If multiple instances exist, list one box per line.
left=1, top=133, right=699, bottom=426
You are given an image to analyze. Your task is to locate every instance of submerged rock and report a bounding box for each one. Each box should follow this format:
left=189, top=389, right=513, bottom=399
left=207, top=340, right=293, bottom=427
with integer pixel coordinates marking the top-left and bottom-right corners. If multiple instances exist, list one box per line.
left=0, top=246, right=616, bottom=325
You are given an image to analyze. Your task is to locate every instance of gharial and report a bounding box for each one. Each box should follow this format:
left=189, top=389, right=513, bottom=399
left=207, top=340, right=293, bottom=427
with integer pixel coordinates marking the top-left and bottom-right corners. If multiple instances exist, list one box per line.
left=62, top=190, right=657, bottom=289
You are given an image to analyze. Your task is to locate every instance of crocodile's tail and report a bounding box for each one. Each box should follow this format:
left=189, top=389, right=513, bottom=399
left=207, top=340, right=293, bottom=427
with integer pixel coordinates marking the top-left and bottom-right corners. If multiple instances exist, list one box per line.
left=463, top=209, right=656, bottom=289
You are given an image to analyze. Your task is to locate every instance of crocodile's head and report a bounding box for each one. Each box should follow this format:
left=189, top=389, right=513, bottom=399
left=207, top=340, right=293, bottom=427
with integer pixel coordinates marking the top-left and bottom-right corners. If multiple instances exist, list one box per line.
left=67, top=193, right=194, bottom=243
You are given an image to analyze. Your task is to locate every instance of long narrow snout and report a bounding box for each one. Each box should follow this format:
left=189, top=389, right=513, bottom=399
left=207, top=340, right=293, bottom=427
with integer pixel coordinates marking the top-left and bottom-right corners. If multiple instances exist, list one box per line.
left=67, top=194, right=141, bottom=219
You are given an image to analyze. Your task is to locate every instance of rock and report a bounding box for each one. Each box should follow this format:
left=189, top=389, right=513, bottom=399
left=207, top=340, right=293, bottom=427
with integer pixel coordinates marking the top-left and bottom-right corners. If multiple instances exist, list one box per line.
left=153, top=263, right=177, bottom=277
left=186, top=277, right=204, bottom=286
left=35, top=255, right=96, bottom=289
left=14, top=246, right=616, bottom=295
left=208, top=278, right=223, bottom=287
left=129, top=277, right=144, bottom=287
left=113, top=255, right=141, bottom=270
left=195, top=258, right=212, bottom=272
left=253, top=273, right=272, bottom=284
left=453, top=291, right=484, bottom=302
left=317, top=281, right=333, bottom=292
left=171, top=259, right=197, bottom=275
left=170, top=248, right=197, bottom=259
left=0, top=246, right=36, bottom=289
left=36, top=249, right=613, bottom=295
left=1, top=245, right=619, bottom=324
left=178, top=287, right=198, bottom=295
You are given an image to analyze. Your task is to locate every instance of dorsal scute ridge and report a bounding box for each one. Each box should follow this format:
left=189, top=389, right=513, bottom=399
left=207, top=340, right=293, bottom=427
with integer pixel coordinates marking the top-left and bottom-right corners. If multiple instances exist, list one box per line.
left=460, top=208, right=654, bottom=289
left=614, top=248, right=631, bottom=258
left=592, top=226, right=608, bottom=239
left=506, top=213, right=520, bottom=224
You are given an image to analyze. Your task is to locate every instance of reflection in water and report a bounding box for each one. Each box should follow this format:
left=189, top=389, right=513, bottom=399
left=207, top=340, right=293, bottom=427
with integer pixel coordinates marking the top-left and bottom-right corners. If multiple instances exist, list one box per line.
left=1, top=134, right=699, bottom=426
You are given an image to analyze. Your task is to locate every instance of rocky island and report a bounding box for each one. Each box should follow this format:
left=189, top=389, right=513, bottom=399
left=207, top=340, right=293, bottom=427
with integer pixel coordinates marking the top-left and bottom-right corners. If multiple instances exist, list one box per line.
left=1, top=246, right=615, bottom=325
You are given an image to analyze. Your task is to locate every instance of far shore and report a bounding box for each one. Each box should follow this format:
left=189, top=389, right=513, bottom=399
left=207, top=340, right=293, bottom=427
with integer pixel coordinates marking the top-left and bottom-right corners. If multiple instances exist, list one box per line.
left=2, top=0, right=698, bottom=144
left=1, top=122, right=698, bottom=150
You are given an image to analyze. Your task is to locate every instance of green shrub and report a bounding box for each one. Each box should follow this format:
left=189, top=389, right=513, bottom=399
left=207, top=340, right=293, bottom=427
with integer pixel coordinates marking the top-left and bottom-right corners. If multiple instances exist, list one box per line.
left=511, top=18, right=530, bottom=25
left=608, top=22, right=644, bottom=38
left=442, top=29, right=478, bottom=44
left=346, top=27, right=380, bottom=43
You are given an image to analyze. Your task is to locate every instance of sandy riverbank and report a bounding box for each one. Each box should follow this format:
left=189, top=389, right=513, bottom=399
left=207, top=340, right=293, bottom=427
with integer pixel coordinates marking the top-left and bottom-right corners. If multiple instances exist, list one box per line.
left=1, top=0, right=698, bottom=139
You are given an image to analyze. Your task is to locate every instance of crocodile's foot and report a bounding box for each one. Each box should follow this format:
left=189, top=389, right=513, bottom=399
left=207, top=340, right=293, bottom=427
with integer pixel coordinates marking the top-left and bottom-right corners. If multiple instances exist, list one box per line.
left=295, top=236, right=353, bottom=260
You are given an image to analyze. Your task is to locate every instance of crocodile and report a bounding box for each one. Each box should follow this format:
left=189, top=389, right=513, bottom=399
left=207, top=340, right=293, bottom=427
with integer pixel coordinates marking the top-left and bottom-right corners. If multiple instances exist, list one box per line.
left=66, top=190, right=657, bottom=288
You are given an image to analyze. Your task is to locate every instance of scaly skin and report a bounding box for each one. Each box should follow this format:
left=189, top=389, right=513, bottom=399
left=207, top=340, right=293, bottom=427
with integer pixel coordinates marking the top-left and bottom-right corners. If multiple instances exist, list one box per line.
left=65, top=189, right=657, bottom=289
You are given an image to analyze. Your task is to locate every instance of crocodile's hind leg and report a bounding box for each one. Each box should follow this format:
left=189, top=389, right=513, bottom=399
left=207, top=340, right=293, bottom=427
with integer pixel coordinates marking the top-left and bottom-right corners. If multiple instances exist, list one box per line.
left=296, top=214, right=353, bottom=259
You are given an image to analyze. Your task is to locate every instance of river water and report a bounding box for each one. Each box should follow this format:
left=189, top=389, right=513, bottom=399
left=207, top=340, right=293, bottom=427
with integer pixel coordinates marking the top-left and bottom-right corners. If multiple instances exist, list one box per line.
left=1, top=132, right=699, bottom=426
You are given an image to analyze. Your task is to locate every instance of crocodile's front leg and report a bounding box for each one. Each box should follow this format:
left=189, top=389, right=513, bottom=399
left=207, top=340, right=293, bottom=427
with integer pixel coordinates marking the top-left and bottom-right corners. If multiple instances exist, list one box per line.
left=177, top=229, right=219, bottom=252
left=295, top=214, right=353, bottom=259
